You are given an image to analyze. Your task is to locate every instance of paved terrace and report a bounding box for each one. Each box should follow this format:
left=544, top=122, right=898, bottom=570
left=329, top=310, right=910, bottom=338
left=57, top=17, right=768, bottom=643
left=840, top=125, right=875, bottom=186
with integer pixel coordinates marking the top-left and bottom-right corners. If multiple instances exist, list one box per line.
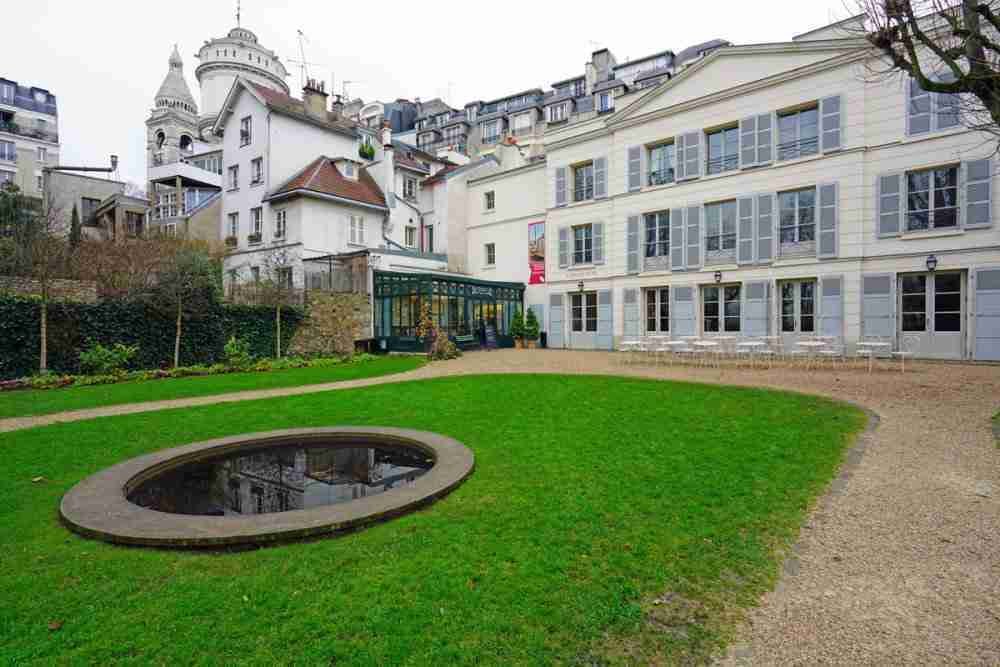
left=3, top=350, right=998, bottom=663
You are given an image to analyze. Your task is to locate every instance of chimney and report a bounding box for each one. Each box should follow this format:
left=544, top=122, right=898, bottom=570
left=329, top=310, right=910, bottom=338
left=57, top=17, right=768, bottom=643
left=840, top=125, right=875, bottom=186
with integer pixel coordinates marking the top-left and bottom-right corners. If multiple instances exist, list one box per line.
left=379, top=120, right=395, bottom=209
left=330, top=93, right=344, bottom=117
left=380, top=119, right=392, bottom=148
left=301, top=78, right=329, bottom=119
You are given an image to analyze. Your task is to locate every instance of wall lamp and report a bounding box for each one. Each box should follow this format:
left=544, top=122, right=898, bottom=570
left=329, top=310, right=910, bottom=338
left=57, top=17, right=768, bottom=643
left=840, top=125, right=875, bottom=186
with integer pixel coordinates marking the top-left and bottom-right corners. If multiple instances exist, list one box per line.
left=714, top=271, right=723, bottom=284
left=926, top=254, right=938, bottom=272
left=577, top=280, right=585, bottom=293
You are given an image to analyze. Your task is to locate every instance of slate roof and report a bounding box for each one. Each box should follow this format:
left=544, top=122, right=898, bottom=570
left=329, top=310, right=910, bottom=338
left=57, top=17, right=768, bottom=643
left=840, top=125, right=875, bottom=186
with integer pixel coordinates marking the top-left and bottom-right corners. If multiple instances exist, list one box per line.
left=593, top=78, right=627, bottom=93
left=267, top=156, right=386, bottom=208
left=675, top=39, right=731, bottom=64
left=155, top=45, right=197, bottom=109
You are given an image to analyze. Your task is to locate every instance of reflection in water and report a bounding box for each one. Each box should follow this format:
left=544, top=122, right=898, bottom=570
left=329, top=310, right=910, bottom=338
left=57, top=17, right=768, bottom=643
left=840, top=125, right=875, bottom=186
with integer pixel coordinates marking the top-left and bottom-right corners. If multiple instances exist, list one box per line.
left=127, top=443, right=434, bottom=516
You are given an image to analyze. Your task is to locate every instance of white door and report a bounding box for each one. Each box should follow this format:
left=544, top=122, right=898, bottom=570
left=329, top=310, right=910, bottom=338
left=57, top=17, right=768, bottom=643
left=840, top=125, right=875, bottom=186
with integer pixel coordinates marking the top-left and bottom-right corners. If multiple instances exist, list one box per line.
left=898, top=271, right=964, bottom=360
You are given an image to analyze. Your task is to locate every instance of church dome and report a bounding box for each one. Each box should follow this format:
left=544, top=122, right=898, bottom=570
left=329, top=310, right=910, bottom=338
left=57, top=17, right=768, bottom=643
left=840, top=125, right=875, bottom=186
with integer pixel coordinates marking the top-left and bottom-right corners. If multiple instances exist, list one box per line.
left=227, top=27, right=258, bottom=43
left=155, top=45, right=198, bottom=115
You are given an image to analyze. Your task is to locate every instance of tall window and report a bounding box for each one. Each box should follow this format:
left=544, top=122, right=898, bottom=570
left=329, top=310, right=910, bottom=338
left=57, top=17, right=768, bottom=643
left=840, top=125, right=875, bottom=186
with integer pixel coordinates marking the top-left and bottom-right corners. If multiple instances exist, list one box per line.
left=274, top=210, right=286, bottom=239
left=703, top=285, right=741, bottom=333
left=240, top=116, right=252, bottom=146
left=644, top=211, right=670, bottom=257
left=780, top=280, right=816, bottom=333
left=484, top=242, right=496, bottom=266
left=228, top=212, right=239, bottom=238
left=0, top=83, right=13, bottom=104
left=227, top=165, right=239, bottom=190
left=573, top=80, right=586, bottom=97
left=481, top=119, right=501, bottom=144
left=250, top=157, right=263, bottom=184
left=512, top=112, right=533, bottom=135
left=0, top=171, right=13, bottom=185
left=778, top=187, right=816, bottom=244
left=80, top=197, right=101, bottom=223
left=572, top=224, right=593, bottom=264
left=645, top=287, right=670, bottom=333
left=548, top=103, right=567, bottom=123
left=777, top=106, right=819, bottom=161
left=425, top=225, right=435, bottom=253
left=706, top=126, right=739, bottom=174
left=405, top=226, right=416, bottom=248
left=37, top=147, right=47, bottom=164
left=908, top=77, right=961, bottom=135
left=404, top=177, right=417, bottom=200
left=0, top=140, right=15, bottom=162
left=250, top=207, right=263, bottom=241
left=906, top=165, right=958, bottom=231
left=704, top=200, right=737, bottom=253
left=484, top=190, right=495, bottom=211
left=276, top=267, right=292, bottom=289
left=571, top=292, right=598, bottom=332
left=597, top=92, right=614, bottom=113
left=349, top=215, right=365, bottom=244
left=648, top=143, right=675, bottom=186
left=573, top=162, right=594, bottom=201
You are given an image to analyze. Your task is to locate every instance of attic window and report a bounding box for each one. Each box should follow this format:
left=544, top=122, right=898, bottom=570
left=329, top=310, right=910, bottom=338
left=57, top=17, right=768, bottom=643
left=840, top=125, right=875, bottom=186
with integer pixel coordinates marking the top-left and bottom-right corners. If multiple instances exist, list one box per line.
left=342, top=161, right=355, bottom=178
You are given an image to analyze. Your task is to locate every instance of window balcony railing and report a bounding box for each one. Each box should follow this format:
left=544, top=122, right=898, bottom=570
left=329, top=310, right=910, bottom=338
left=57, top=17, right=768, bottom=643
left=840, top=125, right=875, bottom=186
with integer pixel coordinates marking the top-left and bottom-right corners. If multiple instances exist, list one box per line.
left=225, top=235, right=238, bottom=248
left=574, top=186, right=594, bottom=202
left=648, top=169, right=675, bottom=186
left=511, top=125, right=535, bottom=137
left=706, top=155, right=739, bottom=175
left=247, top=232, right=262, bottom=245
left=777, top=137, right=819, bottom=161
left=0, top=120, right=59, bottom=144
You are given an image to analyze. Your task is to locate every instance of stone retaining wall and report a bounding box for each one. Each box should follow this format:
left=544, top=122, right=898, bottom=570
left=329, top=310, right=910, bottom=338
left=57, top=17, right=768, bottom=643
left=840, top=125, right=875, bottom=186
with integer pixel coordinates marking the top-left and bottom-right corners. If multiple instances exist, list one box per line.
left=288, top=291, right=371, bottom=357
left=0, top=276, right=98, bottom=303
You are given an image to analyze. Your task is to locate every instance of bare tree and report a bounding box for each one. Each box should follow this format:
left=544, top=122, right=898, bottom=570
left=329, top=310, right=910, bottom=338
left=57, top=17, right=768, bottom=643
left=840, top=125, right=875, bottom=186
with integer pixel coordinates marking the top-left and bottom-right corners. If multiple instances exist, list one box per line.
left=256, top=248, right=298, bottom=358
left=152, top=241, right=219, bottom=368
left=74, top=237, right=169, bottom=300
left=860, top=0, right=1000, bottom=145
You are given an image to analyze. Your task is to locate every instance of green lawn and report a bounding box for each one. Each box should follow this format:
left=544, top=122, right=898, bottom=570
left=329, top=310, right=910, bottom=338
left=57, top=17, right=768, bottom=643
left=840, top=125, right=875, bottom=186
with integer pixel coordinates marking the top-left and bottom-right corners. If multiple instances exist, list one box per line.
left=0, top=356, right=425, bottom=419
left=0, top=374, right=865, bottom=665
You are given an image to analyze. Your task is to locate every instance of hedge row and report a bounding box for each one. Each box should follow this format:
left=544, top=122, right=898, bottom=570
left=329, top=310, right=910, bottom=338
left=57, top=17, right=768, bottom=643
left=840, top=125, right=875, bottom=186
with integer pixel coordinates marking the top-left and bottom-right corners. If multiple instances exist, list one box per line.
left=0, top=296, right=303, bottom=380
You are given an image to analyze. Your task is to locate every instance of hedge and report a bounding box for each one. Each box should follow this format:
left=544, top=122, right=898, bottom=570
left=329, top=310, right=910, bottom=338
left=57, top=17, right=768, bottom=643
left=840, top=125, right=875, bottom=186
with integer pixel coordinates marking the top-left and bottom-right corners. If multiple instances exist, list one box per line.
left=0, top=295, right=303, bottom=380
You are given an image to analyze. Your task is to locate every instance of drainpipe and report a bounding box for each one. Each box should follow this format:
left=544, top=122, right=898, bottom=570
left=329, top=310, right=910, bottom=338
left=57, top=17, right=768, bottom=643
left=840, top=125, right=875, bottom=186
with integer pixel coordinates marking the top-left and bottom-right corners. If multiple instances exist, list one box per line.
left=398, top=196, right=425, bottom=253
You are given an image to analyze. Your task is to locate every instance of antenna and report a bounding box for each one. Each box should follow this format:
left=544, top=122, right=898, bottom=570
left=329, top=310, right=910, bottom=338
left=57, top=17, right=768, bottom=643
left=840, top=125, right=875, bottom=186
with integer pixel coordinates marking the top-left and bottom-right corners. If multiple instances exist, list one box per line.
left=289, top=31, right=329, bottom=90
left=236, top=0, right=241, bottom=27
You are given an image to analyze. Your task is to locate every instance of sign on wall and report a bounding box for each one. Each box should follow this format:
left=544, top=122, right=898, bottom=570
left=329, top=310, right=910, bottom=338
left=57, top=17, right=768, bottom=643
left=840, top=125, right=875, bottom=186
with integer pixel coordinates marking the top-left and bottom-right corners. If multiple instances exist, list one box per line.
left=528, top=222, right=545, bottom=284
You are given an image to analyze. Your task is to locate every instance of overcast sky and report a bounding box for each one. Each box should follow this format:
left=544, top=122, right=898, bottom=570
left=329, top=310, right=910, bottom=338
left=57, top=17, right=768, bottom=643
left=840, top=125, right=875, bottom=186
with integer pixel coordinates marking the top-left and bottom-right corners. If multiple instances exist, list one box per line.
left=6, top=0, right=849, bottom=184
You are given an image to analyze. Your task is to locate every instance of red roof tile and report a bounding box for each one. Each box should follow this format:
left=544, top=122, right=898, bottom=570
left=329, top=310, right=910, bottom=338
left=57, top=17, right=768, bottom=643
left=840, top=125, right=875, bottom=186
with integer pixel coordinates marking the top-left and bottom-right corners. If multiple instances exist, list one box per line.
left=247, top=82, right=359, bottom=135
left=268, top=157, right=387, bottom=208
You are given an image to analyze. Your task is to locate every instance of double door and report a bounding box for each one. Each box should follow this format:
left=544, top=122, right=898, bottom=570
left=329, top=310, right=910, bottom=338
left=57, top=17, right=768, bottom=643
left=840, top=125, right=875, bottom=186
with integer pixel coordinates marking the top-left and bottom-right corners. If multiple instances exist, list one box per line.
left=899, top=271, right=964, bottom=359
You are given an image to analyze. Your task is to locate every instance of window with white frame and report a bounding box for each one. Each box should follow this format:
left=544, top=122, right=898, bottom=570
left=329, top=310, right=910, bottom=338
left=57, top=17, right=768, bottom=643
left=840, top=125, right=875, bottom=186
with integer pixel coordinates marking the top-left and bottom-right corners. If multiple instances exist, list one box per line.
left=648, top=143, right=675, bottom=186
left=481, top=119, right=502, bottom=144
left=484, top=242, right=496, bottom=266
left=349, top=215, right=365, bottom=245
left=227, top=165, right=239, bottom=190
left=36, top=174, right=43, bottom=191
left=250, top=266, right=260, bottom=283
left=512, top=112, right=532, bottom=136
left=227, top=212, right=239, bottom=238
left=573, top=80, right=585, bottom=97
left=704, top=200, right=737, bottom=253
left=572, top=224, right=594, bottom=264
left=905, top=165, right=958, bottom=231
left=250, top=207, right=263, bottom=241
left=573, top=162, right=594, bottom=201
left=484, top=190, right=495, bottom=211
left=780, top=280, right=816, bottom=333
left=645, top=287, right=670, bottom=333
left=37, top=147, right=47, bottom=164
left=0, top=140, right=15, bottom=162
left=571, top=292, right=598, bottom=332
left=405, top=225, right=416, bottom=248
left=597, top=91, right=614, bottom=113
left=274, top=209, right=286, bottom=239
left=908, top=77, right=960, bottom=135
left=702, top=285, right=741, bottom=333
left=777, top=105, right=819, bottom=161
left=644, top=210, right=670, bottom=258
left=778, top=187, right=816, bottom=245
left=0, top=170, right=13, bottom=185
left=250, top=157, right=263, bottom=184
left=276, top=267, right=292, bottom=289
left=240, top=116, right=252, bottom=146
left=342, top=161, right=356, bottom=179
left=548, top=103, right=567, bottom=123
left=164, top=222, right=177, bottom=237
left=403, top=176, right=417, bottom=200
left=0, top=83, right=13, bottom=104
left=706, top=126, right=739, bottom=174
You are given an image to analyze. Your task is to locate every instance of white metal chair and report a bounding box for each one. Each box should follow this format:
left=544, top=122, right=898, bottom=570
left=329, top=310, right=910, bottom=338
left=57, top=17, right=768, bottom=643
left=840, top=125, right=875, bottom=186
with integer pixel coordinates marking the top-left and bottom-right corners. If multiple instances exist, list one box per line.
left=892, top=334, right=920, bottom=373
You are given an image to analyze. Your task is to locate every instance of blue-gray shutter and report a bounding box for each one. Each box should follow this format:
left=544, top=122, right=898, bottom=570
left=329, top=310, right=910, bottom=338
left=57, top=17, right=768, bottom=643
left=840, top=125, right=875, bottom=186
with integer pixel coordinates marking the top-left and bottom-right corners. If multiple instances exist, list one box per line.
left=670, top=285, right=696, bottom=337
left=742, top=281, right=769, bottom=336
left=817, top=182, right=838, bottom=258
left=756, top=193, right=774, bottom=264
left=685, top=205, right=701, bottom=270
left=592, top=223, right=605, bottom=264
left=862, top=274, right=895, bottom=338
left=623, top=288, right=640, bottom=338
left=973, top=268, right=1000, bottom=360
left=529, top=303, right=545, bottom=337
left=682, top=131, right=700, bottom=180
left=596, top=289, right=613, bottom=349
left=548, top=293, right=564, bottom=349
left=737, top=196, right=755, bottom=264
left=594, top=156, right=607, bottom=198
left=756, top=113, right=772, bottom=164
left=819, top=275, right=844, bottom=337
left=554, top=167, right=567, bottom=207
left=675, top=134, right=686, bottom=180
left=558, top=226, right=569, bottom=267
left=820, top=95, right=842, bottom=152
left=907, top=78, right=931, bottom=135
left=626, top=215, right=640, bottom=273
left=627, top=146, right=641, bottom=192
left=936, top=72, right=960, bottom=130
left=740, top=116, right=757, bottom=167
left=964, top=158, right=992, bottom=228
left=878, top=173, right=903, bottom=237
left=387, top=192, right=396, bottom=208
left=670, top=207, right=685, bottom=270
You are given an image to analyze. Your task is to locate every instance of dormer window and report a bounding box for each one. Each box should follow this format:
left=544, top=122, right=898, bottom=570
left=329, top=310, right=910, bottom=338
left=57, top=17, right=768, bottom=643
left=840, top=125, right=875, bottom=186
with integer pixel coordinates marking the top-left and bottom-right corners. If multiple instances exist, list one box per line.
left=343, top=161, right=355, bottom=178
left=597, top=92, right=614, bottom=114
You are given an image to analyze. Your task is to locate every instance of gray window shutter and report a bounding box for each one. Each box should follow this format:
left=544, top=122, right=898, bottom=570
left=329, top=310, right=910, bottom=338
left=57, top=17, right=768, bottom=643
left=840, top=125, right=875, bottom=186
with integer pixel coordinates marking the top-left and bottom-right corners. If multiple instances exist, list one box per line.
left=627, top=146, right=641, bottom=192
left=817, top=182, right=838, bottom=258
left=558, top=226, right=569, bottom=267
left=819, top=275, right=844, bottom=337
left=626, top=215, right=640, bottom=273
left=679, top=131, right=700, bottom=180
left=742, top=281, right=769, bottom=336
left=685, top=205, right=701, bottom=269
left=907, top=78, right=931, bottom=135
left=964, top=158, right=992, bottom=228
left=623, top=288, right=640, bottom=338
left=756, top=113, right=772, bottom=164
left=820, top=95, right=842, bottom=152
left=973, top=268, right=1000, bottom=360
left=936, top=72, right=960, bottom=130
left=594, top=156, right=607, bottom=198
left=670, top=207, right=685, bottom=270
left=554, top=167, right=567, bottom=207
left=670, top=285, right=696, bottom=337
left=596, top=289, right=613, bottom=349
left=740, top=116, right=757, bottom=167
left=548, top=293, right=564, bottom=348
left=674, top=134, right=686, bottom=181
left=592, top=222, right=605, bottom=264
left=862, top=273, right=896, bottom=338
left=756, top=193, right=774, bottom=264
left=878, top=173, right=902, bottom=237
left=737, top=196, right=755, bottom=264
left=387, top=192, right=396, bottom=208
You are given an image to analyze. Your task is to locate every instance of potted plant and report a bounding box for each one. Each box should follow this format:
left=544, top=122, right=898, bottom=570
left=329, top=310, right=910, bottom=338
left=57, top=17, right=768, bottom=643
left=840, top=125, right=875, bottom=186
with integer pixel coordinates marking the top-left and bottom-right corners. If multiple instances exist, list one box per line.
left=224, top=235, right=238, bottom=248
left=510, top=309, right=526, bottom=348
left=523, top=308, right=540, bottom=348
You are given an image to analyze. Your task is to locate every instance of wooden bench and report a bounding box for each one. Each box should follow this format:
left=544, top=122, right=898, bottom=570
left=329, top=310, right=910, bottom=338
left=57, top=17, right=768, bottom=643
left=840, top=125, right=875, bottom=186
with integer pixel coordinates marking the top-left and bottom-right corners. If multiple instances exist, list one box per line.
left=453, top=334, right=479, bottom=350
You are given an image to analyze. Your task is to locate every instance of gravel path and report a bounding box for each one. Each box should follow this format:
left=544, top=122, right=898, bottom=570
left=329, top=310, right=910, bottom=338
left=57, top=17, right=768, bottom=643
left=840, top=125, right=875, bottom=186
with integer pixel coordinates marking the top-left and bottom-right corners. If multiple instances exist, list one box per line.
left=3, top=350, right=998, bottom=663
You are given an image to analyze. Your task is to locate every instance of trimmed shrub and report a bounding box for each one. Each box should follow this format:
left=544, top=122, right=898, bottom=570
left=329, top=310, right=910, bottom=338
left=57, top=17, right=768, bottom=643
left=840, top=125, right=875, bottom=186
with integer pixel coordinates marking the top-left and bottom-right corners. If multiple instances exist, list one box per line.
left=79, top=342, right=139, bottom=376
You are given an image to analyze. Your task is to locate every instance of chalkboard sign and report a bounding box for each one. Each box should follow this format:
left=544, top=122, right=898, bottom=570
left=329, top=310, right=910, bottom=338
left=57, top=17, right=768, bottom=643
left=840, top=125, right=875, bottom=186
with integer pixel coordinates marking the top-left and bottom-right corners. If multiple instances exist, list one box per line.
left=484, top=325, right=498, bottom=350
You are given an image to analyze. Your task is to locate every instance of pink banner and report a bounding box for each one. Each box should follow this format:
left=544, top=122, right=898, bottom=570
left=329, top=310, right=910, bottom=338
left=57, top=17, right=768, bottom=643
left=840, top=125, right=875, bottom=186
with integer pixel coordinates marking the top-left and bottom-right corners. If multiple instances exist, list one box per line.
left=528, top=222, right=545, bottom=284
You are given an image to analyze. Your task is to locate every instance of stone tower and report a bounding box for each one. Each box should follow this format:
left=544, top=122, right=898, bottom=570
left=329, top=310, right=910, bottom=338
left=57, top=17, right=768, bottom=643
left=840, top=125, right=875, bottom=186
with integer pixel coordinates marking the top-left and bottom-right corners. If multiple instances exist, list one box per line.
left=146, top=45, right=200, bottom=168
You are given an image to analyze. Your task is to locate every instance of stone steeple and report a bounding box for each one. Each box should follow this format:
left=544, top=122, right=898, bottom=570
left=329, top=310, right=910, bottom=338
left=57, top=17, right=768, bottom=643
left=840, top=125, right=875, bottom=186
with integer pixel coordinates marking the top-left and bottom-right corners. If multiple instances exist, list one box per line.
left=154, top=45, right=198, bottom=115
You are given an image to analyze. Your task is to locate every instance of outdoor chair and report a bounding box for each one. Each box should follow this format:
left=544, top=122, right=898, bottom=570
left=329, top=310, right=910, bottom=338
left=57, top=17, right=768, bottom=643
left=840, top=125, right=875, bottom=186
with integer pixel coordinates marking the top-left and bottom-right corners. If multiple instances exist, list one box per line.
left=892, top=333, right=920, bottom=373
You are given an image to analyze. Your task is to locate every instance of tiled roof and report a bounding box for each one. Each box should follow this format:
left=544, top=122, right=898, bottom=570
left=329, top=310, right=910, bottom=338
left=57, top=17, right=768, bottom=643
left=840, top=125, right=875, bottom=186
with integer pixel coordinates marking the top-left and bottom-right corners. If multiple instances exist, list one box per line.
left=267, top=156, right=387, bottom=208
left=247, top=82, right=359, bottom=136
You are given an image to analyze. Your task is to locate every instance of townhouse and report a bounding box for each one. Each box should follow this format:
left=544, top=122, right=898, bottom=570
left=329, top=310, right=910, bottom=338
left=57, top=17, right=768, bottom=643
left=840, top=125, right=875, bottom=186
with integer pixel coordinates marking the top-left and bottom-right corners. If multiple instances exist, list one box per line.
left=0, top=77, right=59, bottom=198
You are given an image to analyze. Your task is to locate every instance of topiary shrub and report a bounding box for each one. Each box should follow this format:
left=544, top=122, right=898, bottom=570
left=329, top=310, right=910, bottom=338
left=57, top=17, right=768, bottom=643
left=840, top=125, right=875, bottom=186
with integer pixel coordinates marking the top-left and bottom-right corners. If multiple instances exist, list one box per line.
left=223, top=335, right=254, bottom=371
